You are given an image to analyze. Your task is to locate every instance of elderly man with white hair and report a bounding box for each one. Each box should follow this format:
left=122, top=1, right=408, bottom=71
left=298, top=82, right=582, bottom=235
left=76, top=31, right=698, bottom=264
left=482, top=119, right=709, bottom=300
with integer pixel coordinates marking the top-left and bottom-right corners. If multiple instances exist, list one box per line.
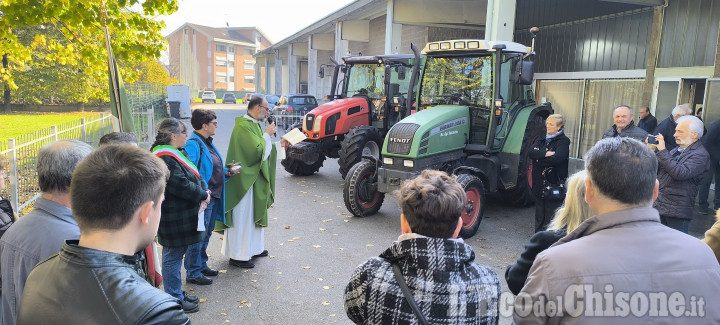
left=653, top=103, right=693, bottom=151
left=647, top=115, right=709, bottom=233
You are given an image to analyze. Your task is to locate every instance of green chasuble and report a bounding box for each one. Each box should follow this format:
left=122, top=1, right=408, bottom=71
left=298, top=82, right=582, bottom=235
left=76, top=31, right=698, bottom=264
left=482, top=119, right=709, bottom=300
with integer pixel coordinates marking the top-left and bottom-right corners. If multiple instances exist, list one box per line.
left=217, top=116, right=277, bottom=231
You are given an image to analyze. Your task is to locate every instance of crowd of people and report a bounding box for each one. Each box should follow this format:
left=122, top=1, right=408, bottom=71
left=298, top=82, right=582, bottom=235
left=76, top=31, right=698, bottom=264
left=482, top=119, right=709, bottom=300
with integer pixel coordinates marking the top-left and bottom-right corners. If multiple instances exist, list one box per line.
left=1, top=100, right=720, bottom=323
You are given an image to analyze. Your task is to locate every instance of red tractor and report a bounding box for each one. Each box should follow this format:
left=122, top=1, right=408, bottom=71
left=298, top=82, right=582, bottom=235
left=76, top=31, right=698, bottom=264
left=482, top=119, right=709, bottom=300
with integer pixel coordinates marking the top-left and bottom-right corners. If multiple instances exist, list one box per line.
left=281, top=54, right=418, bottom=178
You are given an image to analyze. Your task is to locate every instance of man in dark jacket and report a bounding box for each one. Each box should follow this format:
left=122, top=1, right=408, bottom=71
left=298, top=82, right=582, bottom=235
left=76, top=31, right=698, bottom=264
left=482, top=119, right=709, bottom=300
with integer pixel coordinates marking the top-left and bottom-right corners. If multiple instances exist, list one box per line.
left=650, top=115, right=710, bottom=233
left=18, top=145, right=189, bottom=324
left=601, top=105, right=649, bottom=141
left=698, top=120, right=720, bottom=214
left=637, top=106, right=657, bottom=133
left=654, top=103, right=692, bottom=151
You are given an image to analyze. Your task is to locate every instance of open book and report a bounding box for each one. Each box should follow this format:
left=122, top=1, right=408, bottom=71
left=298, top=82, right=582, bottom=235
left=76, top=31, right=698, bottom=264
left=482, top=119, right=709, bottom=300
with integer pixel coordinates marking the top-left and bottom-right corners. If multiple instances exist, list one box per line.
left=282, top=128, right=308, bottom=145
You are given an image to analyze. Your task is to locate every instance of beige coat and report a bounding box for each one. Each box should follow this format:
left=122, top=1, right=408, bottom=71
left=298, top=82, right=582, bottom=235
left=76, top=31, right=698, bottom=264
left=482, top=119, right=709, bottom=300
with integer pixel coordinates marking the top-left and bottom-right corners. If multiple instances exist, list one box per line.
left=514, top=207, right=720, bottom=324
left=702, top=218, right=720, bottom=264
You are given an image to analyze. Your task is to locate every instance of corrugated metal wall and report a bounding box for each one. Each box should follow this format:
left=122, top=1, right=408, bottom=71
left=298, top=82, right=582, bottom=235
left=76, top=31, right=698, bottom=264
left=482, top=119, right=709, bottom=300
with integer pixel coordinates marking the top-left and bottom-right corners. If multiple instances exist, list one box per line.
left=515, top=8, right=653, bottom=73
left=515, top=0, right=645, bottom=30
left=658, top=0, right=720, bottom=68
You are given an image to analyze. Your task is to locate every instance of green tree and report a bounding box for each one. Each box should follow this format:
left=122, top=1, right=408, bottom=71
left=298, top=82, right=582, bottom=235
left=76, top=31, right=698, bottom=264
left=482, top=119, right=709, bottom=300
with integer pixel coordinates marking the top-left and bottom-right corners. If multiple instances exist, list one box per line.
left=0, top=0, right=178, bottom=112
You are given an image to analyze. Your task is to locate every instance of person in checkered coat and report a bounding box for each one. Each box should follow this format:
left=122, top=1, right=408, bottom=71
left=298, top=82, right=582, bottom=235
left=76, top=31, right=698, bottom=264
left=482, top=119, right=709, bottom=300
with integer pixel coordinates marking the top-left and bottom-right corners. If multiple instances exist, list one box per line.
left=344, top=170, right=500, bottom=324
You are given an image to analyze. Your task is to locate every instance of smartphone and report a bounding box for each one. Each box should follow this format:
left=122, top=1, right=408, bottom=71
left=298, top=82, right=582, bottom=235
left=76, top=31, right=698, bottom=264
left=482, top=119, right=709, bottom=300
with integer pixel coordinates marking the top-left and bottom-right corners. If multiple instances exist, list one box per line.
left=648, top=135, right=657, bottom=144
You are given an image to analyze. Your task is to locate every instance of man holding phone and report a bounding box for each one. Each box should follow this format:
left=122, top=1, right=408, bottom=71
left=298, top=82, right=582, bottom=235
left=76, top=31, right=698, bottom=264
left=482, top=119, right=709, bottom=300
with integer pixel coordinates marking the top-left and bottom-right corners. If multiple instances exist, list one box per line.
left=646, top=116, right=709, bottom=233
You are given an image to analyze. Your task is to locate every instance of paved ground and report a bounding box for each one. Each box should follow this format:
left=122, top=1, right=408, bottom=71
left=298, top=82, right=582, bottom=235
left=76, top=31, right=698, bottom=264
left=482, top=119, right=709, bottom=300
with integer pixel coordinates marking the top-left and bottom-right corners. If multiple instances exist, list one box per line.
left=174, top=103, right=716, bottom=324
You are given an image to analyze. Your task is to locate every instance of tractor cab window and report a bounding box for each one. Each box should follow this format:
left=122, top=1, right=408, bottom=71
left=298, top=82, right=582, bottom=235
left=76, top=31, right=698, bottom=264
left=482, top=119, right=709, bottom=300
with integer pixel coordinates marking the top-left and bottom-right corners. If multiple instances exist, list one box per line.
left=419, top=56, right=493, bottom=145
left=345, top=63, right=386, bottom=123
left=383, top=64, right=413, bottom=126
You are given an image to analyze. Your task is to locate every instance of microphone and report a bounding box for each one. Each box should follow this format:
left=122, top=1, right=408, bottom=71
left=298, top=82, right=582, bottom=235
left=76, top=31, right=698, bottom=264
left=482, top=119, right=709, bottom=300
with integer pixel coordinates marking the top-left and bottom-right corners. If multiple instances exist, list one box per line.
left=266, top=115, right=276, bottom=137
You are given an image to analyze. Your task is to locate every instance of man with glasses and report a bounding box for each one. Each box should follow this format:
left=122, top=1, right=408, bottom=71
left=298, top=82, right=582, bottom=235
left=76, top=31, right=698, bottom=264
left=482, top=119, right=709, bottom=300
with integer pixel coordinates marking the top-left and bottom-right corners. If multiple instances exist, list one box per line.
left=219, top=96, right=278, bottom=268
left=185, top=109, right=236, bottom=283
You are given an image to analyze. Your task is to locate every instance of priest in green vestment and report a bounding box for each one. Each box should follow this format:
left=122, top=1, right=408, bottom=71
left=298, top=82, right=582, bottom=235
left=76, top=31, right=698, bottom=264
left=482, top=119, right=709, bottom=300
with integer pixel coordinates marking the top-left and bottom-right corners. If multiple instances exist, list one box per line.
left=219, top=96, right=280, bottom=268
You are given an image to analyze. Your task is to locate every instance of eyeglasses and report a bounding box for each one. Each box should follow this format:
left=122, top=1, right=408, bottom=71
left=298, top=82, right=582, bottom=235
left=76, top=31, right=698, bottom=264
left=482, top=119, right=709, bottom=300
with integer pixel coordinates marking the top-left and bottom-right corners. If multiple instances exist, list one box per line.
left=208, top=121, right=218, bottom=126
left=259, top=105, right=269, bottom=110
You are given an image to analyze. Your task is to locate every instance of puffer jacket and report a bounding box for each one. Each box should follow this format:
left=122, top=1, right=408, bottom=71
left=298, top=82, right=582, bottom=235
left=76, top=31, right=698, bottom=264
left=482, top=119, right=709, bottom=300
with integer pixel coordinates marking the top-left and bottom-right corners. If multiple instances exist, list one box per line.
left=601, top=120, right=649, bottom=142
left=653, top=140, right=710, bottom=220
left=18, top=241, right=189, bottom=324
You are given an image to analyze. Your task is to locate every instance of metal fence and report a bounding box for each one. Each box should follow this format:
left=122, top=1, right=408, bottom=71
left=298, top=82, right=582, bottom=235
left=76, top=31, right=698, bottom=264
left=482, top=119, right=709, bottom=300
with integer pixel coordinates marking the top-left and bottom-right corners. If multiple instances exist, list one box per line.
left=0, top=82, right=168, bottom=215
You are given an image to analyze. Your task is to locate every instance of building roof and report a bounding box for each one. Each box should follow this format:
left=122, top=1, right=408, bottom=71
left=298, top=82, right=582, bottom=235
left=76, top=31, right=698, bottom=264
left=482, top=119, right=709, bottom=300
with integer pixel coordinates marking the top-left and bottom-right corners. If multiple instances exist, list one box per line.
left=165, top=23, right=272, bottom=46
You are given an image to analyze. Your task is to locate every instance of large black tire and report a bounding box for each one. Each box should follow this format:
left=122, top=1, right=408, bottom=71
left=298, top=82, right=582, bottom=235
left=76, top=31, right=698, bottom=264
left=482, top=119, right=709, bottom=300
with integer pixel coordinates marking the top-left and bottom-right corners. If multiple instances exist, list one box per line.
left=281, top=155, right=325, bottom=176
left=343, top=160, right=385, bottom=217
left=456, top=174, right=486, bottom=239
left=338, top=126, right=382, bottom=179
left=500, top=114, right=546, bottom=206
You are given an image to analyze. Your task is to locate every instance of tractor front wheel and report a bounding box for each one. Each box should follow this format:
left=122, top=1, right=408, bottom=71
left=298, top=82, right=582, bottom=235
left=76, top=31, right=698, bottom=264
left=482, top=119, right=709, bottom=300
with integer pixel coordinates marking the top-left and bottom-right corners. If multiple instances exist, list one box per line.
left=343, top=160, right=385, bottom=217
left=281, top=154, right=325, bottom=176
left=338, top=126, right=382, bottom=179
left=456, top=174, right=486, bottom=239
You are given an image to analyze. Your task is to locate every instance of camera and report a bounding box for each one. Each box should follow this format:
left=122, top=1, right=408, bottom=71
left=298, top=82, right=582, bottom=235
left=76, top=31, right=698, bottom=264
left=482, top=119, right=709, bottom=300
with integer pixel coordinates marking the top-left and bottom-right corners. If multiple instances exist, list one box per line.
left=648, top=135, right=657, bottom=144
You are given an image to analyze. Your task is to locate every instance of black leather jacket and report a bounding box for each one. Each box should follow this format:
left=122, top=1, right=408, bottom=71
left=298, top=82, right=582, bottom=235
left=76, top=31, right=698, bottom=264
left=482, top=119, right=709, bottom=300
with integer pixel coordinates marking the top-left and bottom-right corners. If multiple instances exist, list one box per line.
left=18, top=241, right=190, bottom=325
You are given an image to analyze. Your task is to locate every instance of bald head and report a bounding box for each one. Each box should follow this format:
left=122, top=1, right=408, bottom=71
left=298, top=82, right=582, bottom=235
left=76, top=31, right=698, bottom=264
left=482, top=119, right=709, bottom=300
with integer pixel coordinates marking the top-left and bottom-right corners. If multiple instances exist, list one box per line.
left=613, top=105, right=633, bottom=131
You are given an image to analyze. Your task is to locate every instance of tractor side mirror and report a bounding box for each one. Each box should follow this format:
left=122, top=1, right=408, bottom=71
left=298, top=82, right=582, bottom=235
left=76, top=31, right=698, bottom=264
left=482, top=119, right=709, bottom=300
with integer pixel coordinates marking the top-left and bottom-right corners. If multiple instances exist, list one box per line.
left=398, top=66, right=406, bottom=80
left=515, top=61, right=534, bottom=85
left=340, top=66, right=347, bottom=74
left=318, top=67, right=325, bottom=79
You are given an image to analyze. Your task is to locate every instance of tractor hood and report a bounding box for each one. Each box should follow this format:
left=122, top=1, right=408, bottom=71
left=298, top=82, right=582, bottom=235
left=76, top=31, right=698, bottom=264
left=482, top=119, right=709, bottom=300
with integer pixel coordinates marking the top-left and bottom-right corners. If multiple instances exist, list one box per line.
left=309, top=97, right=368, bottom=117
left=382, top=105, right=470, bottom=159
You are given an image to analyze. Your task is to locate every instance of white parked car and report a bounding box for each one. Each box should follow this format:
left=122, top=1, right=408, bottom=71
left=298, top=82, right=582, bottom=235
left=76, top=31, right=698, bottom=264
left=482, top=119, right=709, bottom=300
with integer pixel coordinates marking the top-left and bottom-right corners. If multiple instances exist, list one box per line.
left=201, top=91, right=216, bottom=103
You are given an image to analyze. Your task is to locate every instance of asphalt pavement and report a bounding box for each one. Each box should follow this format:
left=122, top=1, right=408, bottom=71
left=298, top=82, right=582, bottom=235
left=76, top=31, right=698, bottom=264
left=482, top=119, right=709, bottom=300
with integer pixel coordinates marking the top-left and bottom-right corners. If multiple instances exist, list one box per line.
left=174, top=103, right=714, bottom=324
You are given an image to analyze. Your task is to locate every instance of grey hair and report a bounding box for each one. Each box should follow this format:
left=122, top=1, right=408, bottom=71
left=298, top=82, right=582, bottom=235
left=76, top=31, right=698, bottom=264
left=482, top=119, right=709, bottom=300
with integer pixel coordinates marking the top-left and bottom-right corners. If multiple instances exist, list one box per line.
left=37, top=140, right=93, bottom=194
left=584, top=137, right=657, bottom=206
left=151, top=118, right=186, bottom=149
left=614, top=105, right=633, bottom=115
left=671, top=104, right=692, bottom=118
left=677, top=115, right=704, bottom=138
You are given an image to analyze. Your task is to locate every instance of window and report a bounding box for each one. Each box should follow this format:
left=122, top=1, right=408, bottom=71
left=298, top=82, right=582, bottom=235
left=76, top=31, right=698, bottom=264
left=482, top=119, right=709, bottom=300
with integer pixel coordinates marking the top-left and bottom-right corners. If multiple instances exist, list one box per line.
left=244, top=75, right=255, bottom=83
left=244, top=60, right=255, bottom=70
left=230, top=76, right=234, bottom=82
left=216, top=57, right=227, bottom=66
left=216, top=72, right=227, bottom=83
left=245, top=48, right=254, bottom=55
left=216, top=44, right=227, bottom=52
left=228, top=46, right=234, bottom=53
left=228, top=61, right=234, bottom=68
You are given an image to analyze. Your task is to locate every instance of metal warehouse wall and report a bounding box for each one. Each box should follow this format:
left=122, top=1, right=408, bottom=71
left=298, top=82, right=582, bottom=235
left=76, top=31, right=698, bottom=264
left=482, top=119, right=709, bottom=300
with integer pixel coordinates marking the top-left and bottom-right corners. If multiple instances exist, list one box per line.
left=658, top=0, right=720, bottom=68
left=515, top=8, right=652, bottom=73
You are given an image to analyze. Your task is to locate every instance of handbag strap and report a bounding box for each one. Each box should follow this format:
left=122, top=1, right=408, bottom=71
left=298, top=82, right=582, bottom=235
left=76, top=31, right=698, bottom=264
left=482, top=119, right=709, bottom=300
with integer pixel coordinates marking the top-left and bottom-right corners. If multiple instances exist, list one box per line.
left=392, top=263, right=429, bottom=325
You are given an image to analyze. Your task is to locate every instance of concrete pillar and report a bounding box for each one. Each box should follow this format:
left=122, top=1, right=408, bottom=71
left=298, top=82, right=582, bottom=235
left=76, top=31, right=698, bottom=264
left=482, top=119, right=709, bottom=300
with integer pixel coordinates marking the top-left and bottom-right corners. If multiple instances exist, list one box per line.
left=264, top=57, right=271, bottom=95
left=288, top=44, right=298, bottom=94
left=308, top=35, right=319, bottom=99
left=485, top=0, right=516, bottom=41
left=274, top=50, right=282, bottom=96
left=335, top=21, right=349, bottom=63
left=385, top=0, right=402, bottom=54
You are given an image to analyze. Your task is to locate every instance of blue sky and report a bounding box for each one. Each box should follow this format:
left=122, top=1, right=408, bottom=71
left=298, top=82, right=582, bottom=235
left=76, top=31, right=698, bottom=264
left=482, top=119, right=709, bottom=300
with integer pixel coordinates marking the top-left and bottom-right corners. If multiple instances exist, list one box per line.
left=158, top=0, right=356, bottom=43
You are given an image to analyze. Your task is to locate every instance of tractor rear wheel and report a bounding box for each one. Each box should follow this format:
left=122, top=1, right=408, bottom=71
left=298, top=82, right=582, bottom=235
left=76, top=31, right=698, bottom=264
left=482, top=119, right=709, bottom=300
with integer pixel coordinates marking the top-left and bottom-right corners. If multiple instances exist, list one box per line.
left=500, top=114, right=546, bottom=206
left=338, top=126, right=382, bottom=179
left=343, top=159, right=385, bottom=217
left=281, top=154, right=325, bottom=176
left=456, top=174, right=485, bottom=239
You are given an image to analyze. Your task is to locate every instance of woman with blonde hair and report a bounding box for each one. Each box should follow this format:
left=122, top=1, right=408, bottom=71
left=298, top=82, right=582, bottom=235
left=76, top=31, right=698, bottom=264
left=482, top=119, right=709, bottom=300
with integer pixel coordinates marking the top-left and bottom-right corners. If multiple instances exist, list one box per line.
left=505, top=170, right=592, bottom=295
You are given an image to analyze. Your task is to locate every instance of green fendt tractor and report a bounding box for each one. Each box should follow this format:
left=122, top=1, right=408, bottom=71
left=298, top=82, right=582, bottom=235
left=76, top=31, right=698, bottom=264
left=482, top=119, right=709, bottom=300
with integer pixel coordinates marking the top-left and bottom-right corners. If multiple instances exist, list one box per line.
left=343, top=29, right=552, bottom=238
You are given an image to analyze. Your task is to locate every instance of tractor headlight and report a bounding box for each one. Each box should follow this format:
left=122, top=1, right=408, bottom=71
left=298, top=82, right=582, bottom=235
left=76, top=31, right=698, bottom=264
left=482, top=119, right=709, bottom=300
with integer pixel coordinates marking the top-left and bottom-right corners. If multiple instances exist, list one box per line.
left=383, top=157, right=393, bottom=165
left=403, top=160, right=414, bottom=168
left=313, top=116, right=322, bottom=132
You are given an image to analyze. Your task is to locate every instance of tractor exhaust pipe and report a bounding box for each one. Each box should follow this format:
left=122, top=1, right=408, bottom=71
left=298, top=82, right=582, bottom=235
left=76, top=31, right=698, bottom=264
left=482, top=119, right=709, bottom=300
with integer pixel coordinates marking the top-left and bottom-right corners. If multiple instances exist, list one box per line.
left=405, top=43, right=421, bottom=117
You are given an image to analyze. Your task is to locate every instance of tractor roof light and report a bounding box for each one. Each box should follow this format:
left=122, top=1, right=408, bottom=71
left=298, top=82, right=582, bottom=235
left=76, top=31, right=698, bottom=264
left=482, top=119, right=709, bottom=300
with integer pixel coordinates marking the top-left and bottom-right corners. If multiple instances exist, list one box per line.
left=467, top=41, right=480, bottom=49
left=440, top=42, right=451, bottom=50
left=454, top=41, right=465, bottom=49
left=429, top=43, right=440, bottom=51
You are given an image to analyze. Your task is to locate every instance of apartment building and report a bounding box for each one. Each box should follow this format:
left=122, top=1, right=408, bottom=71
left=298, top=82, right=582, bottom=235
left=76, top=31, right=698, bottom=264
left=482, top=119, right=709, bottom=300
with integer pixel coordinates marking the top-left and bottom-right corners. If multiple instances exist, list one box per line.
left=166, top=23, right=271, bottom=93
